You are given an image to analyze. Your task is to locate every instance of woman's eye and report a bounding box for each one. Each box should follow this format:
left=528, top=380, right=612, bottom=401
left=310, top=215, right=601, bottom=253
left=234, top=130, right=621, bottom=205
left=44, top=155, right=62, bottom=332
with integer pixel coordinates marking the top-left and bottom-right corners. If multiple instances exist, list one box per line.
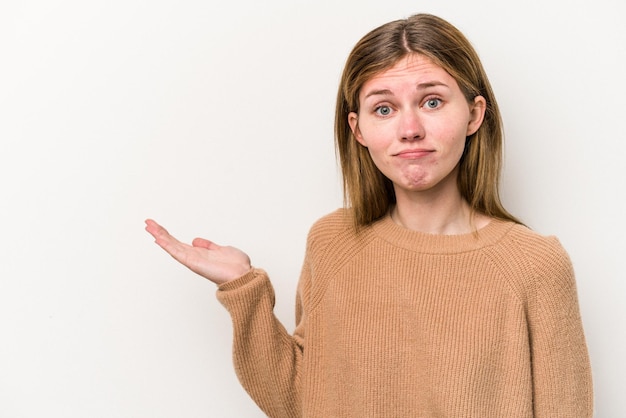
left=424, top=98, right=442, bottom=109
left=375, top=105, right=392, bottom=116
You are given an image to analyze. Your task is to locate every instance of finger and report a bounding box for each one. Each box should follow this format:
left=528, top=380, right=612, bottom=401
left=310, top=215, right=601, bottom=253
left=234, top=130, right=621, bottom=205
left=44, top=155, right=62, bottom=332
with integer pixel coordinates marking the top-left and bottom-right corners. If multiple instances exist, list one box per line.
left=145, top=219, right=167, bottom=238
left=154, top=236, right=196, bottom=267
left=192, top=237, right=219, bottom=250
left=145, top=221, right=176, bottom=244
left=145, top=219, right=161, bottom=229
left=145, top=220, right=186, bottom=252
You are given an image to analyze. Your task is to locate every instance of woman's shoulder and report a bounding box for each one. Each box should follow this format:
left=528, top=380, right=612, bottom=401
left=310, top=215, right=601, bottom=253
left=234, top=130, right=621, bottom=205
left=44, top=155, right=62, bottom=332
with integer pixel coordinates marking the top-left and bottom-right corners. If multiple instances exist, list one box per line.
left=305, top=208, right=380, bottom=258
left=478, top=220, right=577, bottom=303
left=310, top=208, right=352, bottom=231
left=494, top=221, right=575, bottom=287
left=306, top=208, right=354, bottom=246
left=505, top=222, right=571, bottom=263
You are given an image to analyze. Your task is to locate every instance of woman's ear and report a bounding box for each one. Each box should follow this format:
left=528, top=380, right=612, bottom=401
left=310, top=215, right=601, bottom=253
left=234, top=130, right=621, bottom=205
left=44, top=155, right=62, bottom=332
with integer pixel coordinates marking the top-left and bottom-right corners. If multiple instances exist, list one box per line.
left=466, top=95, right=486, bottom=136
left=348, top=112, right=366, bottom=146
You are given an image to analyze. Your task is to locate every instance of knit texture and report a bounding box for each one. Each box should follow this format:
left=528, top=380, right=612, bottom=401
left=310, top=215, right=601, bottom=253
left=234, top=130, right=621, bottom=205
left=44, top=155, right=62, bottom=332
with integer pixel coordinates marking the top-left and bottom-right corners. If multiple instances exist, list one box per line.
left=216, top=209, right=593, bottom=417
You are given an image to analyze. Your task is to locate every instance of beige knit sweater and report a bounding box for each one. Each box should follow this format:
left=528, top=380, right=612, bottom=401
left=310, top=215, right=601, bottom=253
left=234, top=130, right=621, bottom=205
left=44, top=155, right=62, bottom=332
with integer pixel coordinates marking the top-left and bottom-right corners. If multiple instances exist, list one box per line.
left=217, top=209, right=593, bottom=417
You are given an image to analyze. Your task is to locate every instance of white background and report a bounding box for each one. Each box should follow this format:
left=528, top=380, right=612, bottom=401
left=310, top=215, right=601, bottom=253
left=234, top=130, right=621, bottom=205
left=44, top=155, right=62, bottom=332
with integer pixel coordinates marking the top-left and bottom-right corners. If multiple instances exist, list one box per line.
left=1, top=0, right=624, bottom=416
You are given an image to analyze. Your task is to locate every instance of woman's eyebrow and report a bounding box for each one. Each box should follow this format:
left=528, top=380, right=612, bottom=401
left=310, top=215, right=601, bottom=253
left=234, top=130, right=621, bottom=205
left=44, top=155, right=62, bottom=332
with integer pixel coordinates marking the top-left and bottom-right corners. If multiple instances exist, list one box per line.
left=364, top=89, right=393, bottom=99
left=364, top=82, right=450, bottom=99
left=416, top=81, right=449, bottom=90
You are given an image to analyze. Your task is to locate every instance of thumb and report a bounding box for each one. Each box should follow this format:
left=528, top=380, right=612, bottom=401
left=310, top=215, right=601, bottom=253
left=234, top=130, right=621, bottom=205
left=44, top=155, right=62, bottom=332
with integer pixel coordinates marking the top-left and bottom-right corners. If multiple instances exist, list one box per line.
left=192, top=237, right=219, bottom=250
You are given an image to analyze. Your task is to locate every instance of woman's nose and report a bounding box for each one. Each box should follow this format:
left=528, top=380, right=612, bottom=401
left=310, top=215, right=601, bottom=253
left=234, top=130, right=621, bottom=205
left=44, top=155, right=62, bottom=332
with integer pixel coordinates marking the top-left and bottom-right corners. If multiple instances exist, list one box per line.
left=398, top=110, right=424, bottom=141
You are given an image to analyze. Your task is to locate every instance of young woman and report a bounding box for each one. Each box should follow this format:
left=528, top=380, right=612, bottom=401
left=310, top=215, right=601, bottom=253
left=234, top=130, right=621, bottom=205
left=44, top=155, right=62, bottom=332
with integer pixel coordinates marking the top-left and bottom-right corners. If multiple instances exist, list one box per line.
left=146, top=13, right=593, bottom=417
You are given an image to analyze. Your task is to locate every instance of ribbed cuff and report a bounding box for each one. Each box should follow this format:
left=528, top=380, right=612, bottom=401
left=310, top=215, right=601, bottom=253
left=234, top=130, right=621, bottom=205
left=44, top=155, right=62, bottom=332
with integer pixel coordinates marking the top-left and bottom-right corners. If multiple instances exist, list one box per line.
left=217, top=268, right=261, bottom=292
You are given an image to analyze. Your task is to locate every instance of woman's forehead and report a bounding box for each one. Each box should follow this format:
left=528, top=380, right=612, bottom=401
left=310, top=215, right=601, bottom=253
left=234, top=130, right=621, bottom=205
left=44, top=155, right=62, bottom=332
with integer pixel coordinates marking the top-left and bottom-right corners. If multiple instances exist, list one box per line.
left=359, top=54, right=457, bottom=97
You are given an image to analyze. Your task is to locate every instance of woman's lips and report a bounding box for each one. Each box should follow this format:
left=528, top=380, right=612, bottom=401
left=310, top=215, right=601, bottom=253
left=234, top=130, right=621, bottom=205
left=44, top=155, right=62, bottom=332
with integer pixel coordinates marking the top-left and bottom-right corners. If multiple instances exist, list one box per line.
left=394, top=149, right=434, bottom=159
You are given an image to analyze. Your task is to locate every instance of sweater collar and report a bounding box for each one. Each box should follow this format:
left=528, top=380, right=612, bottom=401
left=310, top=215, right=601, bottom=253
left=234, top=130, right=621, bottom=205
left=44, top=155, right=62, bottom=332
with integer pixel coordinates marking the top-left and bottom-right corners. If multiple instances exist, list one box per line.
left=370, top=212, right=515, bottom=254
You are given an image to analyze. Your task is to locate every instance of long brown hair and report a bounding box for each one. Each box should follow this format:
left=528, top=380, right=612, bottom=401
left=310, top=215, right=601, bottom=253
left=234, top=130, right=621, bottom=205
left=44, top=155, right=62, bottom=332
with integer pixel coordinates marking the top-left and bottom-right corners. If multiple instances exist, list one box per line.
left=335, top=14, right=521, bottom=227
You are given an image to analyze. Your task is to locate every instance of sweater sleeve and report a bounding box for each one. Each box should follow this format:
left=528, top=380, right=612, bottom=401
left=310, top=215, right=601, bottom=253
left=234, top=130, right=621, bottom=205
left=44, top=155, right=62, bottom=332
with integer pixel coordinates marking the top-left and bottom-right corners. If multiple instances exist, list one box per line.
left=215, top=266, right=307, bottom=418
left=526, top=237, right=593, bottom=417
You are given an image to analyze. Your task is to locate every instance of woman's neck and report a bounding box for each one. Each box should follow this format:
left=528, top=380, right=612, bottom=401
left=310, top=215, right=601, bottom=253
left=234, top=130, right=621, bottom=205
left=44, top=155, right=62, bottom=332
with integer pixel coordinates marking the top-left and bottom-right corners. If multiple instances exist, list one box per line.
left=391, top=187, right=489, bottom=235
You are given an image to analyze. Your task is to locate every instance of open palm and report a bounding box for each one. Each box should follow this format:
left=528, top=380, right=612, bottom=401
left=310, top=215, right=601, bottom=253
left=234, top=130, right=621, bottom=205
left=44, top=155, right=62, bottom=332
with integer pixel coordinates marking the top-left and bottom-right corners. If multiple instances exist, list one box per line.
left=145, top=219, right=251, bottom=285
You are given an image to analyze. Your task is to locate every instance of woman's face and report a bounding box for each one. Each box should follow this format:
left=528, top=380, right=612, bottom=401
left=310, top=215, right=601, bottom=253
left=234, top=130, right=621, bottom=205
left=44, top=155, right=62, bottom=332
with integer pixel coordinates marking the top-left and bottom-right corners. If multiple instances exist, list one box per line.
left=348, top=54, right=485, bottom=200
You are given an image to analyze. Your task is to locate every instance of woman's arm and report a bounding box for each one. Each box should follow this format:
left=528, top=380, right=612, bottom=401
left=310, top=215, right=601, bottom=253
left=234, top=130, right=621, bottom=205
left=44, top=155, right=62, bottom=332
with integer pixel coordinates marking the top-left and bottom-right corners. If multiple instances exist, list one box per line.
left=527, top=237, right=594, bottom=416
left=216, top=269, right=305, bottom=418
left=145, top=219, right=305, bottom=417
